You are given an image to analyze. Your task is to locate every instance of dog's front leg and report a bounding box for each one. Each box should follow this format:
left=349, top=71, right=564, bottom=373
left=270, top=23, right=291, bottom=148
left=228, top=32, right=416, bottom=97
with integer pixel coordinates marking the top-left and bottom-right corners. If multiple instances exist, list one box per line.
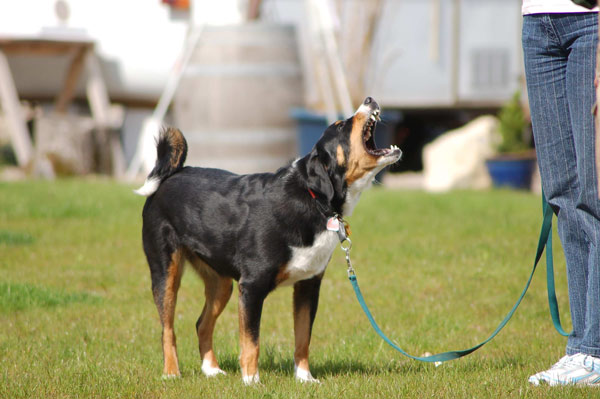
left=238, top=280, right=267, bottom=385
left=293, top=275, right=323, bottom=383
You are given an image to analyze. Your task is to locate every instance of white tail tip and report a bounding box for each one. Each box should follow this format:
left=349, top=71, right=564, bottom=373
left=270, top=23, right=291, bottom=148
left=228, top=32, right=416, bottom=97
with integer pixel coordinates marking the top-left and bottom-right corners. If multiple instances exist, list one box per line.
left=134, top=177, right=160, bottom=197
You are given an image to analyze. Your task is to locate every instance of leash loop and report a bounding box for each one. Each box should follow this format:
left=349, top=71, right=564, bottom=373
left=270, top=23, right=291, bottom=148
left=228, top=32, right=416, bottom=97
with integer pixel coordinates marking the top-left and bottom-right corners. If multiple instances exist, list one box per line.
left=340, top=236, right=352, bottom=252
left=342, top=190, right=564, bottom=364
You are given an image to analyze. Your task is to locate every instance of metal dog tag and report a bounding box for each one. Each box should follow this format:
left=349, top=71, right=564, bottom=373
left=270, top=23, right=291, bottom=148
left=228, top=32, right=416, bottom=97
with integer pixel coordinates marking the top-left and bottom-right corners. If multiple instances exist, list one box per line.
left=326, top=217, right=339, bottom=232
left=327, top=217, right=347, bottom=242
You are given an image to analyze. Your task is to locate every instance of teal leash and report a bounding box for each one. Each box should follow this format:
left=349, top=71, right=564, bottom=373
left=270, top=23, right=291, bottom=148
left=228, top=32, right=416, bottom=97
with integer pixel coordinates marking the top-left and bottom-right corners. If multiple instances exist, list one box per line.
left=542, top=194, right=571, bottom=337
left=339, top=192, right=569, bottom=364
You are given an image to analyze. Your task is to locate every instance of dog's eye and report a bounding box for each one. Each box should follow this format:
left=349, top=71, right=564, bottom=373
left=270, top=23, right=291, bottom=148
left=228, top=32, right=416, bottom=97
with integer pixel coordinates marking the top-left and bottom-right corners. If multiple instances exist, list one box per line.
left=336, top=122, right=345, bottom=132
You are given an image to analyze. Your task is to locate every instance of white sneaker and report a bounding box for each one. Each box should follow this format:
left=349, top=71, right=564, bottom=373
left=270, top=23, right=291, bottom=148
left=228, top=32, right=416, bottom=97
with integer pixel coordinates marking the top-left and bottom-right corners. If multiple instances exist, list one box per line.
left=528, top=354, right=574, bottom=385
left=529, top=353, right=600, bottom=386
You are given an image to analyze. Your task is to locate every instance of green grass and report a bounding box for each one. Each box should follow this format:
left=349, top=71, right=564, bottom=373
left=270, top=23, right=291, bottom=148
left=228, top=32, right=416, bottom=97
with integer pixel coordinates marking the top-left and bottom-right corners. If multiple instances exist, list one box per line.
left=0, top=179, right=596, bottom=398
left=0, top=282, right=101, bottom=312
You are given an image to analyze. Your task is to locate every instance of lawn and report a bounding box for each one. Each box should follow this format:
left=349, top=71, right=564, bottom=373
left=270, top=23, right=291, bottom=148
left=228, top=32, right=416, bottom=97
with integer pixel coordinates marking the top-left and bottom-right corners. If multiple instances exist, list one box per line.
left=0, top=179, right=595, bottom=398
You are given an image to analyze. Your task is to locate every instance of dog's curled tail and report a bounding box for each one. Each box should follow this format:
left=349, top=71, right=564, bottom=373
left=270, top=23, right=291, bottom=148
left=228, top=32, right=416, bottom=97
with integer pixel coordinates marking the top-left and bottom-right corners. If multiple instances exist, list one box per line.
left=134, top=127, right=188, bottom=197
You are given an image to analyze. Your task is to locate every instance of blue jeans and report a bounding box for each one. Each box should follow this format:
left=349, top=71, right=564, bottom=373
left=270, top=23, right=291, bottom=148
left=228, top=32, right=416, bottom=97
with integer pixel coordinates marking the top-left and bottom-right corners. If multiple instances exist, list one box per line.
left=522, top=13, right=600, bottom=357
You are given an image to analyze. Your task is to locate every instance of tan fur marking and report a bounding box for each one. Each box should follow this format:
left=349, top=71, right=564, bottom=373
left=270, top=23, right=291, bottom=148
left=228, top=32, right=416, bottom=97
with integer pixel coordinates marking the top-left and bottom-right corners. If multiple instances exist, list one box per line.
left=238, top=294, right=259, bottom=378
left=293, top=303, right=311, bottom=372
left=334, top=120, right=343, bottom=126
left=275, top=264, right=290, bottom=286
left=162, top=327, right=179, bottom=376
left=167, top=128, right=186, bottom=169
left=187, top=253, right=233, bottom=371
left=161, top=249, right=184, bottom=376
left=336, top=144, right=346, bottom=167
left=345, top=114, right=379, bottom=185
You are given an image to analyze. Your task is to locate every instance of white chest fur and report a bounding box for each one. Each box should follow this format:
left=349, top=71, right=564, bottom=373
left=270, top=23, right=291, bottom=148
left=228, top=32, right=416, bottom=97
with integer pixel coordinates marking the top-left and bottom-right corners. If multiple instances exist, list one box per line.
left=280, top=230, right=339, bottom=286
left=343, top=169, right=378, bottom=216
left=343, top=157, right=394, bottom=216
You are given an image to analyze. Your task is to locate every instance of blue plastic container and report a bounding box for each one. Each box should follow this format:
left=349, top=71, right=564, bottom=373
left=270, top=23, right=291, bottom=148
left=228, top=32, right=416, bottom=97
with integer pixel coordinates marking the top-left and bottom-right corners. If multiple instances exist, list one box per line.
left=485, top=157, right=536, bottom=189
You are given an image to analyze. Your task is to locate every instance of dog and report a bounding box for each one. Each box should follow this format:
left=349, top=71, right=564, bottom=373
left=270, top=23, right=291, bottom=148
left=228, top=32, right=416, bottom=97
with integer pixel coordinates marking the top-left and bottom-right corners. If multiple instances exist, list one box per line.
left=135, top=97, right=401, bottom=384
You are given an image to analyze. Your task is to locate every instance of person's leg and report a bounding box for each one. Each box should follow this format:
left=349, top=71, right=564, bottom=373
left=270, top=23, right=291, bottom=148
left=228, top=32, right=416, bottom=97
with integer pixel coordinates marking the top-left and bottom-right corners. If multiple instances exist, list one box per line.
left=524, top=12, right=600, bottom=386
left=523, top=14, right=587, bottom=355
left=561, top=12, right=600, bottom=358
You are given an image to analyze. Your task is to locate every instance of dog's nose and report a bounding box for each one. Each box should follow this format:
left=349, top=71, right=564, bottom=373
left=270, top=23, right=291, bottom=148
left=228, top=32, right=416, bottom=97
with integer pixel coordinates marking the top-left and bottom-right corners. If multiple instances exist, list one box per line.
left=362, top=96, right=379, bottom=110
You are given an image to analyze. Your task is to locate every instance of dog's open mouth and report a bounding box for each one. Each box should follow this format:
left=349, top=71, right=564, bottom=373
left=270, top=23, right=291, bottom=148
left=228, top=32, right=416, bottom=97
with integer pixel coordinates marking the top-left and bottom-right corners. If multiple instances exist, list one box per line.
left=363, top=109, right=400, bottom=157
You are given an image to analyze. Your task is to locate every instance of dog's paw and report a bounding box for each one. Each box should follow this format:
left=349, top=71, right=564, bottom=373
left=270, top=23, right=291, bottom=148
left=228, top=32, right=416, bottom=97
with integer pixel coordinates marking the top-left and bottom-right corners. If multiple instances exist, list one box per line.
left=201, top=360, right=226, bottom=377
left=242, top=373, right=260, bottom=385
left=161, top=373, right=181, bottom=380
left=295, top=366, right=320, bottom=384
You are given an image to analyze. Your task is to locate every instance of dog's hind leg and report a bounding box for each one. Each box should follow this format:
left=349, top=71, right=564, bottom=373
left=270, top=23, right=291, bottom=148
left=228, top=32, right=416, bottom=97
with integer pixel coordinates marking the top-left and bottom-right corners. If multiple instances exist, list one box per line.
left=293, top=275, right=323, bottom=383
left=190, top=257, right=233, bottom=377
left=149, top=247, right=184, bottom=378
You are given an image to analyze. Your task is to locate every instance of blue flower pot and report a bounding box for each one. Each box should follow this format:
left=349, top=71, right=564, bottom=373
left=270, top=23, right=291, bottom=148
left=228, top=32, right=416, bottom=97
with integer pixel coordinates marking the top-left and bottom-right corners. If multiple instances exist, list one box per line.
left=486, top=156, right=536, bottom=190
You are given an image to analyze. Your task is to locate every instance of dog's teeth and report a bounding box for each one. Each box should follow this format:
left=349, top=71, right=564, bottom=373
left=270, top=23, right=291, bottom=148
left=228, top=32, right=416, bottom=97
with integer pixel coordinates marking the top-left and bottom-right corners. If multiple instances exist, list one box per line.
left=370, top=115, right=376, bottom=122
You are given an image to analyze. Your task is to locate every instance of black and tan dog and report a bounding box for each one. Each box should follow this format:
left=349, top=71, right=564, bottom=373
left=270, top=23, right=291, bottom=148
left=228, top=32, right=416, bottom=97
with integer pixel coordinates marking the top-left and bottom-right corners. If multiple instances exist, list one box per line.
left=135, top=97, right=401, bottom=384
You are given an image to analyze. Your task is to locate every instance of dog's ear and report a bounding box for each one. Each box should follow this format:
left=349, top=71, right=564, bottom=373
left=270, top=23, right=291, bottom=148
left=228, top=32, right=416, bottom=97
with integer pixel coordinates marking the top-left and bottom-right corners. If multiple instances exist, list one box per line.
left=306, top=147, right=335, bottom=202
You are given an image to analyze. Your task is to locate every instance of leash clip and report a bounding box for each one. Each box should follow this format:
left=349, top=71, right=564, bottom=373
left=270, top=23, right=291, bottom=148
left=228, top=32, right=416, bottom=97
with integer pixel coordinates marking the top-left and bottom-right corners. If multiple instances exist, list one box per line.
left=340, top=236, right=355, bottom=277
left=328, top=214, right=350, bottom=243
left=326, top=214, right=355, bottom=276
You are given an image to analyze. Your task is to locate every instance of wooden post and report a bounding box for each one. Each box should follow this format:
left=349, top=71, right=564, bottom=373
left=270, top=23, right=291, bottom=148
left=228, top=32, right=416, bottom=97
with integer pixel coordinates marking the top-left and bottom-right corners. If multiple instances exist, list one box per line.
left=305, top=0, right=338, bottom=124
left=0, top=50, right=33, bottom=167
left=86, top=52, right=125, bottom=177
left=126, top=25, right=204, bottom=178
left=55, top=44, right=89, bottom=113
left=247, top=0, right=262, bottom=20
left=311, top=0, right=354, bottom=116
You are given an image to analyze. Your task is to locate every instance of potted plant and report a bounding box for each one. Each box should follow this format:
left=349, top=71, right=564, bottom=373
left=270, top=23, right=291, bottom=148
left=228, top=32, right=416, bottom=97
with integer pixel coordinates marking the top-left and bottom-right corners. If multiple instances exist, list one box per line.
left=486, top=91, right=536, bottom=189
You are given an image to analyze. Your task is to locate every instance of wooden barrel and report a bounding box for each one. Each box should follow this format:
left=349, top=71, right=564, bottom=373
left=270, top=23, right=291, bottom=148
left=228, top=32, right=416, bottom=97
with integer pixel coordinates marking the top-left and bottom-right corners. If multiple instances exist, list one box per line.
left=174, top=23, right=303, bottom=174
